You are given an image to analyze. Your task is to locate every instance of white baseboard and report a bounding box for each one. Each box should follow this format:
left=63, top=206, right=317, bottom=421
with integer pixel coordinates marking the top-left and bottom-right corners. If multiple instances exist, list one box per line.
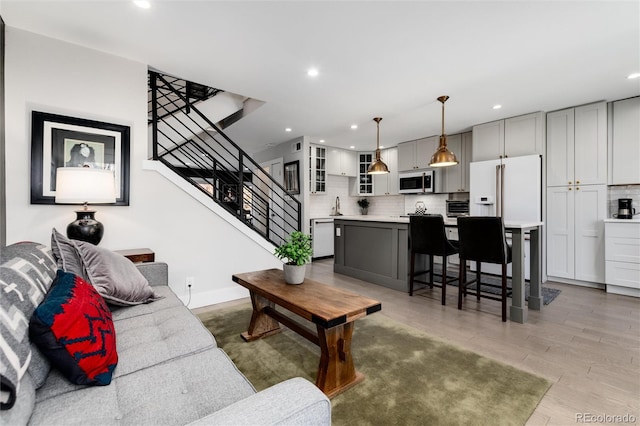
left=547, top=276, right=606, bottom=290
left=606, top=285, right=640, bottom=298
left=180, top=286, right=250, bottom=309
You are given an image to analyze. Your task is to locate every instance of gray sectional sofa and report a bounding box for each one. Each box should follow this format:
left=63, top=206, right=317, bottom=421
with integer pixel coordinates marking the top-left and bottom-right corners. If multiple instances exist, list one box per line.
left=0, top=241, right=331, bottom=425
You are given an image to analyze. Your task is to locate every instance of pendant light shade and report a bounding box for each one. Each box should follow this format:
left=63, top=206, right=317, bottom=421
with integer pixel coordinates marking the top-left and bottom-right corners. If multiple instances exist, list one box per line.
left=429, top=95, right=458, bottom=168
left=367, top=117, right=390, bottom=175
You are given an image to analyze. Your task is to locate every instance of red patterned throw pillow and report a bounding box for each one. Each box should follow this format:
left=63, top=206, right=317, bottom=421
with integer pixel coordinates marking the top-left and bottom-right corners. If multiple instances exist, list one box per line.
left=29, top=270, right=118, bottom=385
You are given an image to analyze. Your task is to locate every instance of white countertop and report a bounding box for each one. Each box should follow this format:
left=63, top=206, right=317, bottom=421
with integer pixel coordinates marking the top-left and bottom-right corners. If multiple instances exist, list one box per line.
left=333, top=215, right=543, bottom=229
left=333, top=215, right=411, bottom=223
left=604, top=218, right=640, bottom=223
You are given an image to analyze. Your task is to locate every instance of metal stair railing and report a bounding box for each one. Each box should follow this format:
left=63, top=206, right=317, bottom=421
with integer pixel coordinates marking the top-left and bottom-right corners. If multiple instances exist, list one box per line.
left=148, top=71, right=302, bottom=247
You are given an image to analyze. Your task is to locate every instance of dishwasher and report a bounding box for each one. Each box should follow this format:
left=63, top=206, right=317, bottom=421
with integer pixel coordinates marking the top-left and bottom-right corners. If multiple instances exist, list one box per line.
left=311, top=218, right=334, bottom=259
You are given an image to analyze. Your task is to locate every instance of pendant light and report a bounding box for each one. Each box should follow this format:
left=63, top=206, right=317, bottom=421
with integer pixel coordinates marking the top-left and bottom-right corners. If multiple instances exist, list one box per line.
left=367, top=117, right=390, bottom=174
left=429, top=95, right=458, bottom=168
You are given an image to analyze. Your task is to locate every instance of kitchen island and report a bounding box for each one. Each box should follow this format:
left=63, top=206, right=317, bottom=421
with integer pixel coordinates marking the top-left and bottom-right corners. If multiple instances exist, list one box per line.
left=333, top=215, right=543, bottom=323
left=333, top=216, right=416, bottom=292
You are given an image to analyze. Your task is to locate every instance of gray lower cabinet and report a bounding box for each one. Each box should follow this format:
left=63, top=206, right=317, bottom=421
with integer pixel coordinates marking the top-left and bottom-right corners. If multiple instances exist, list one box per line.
left=334, top=219, right=427, bottom=292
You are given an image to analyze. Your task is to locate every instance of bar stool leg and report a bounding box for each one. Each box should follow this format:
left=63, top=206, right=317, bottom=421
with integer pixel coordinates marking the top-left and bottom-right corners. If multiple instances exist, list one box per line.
left=501, top=263, right=507, bottom=322
left=428, top=256, right=434, bottom=288
left=409, top=251, right=416, bottom=296
left=458, top=258, right=465, bottom=310
left=476, top=261, right=481, bottom=302
left=441, top=257, right=447, bottom=306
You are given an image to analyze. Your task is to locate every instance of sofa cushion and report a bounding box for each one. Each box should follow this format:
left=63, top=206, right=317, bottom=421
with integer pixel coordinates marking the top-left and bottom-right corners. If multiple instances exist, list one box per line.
left=31, top=348, right=255, bottom=425
left=110, top=285, right=184, bottom=322
left=35, top=302, right=217, bottom=401
left=1, top=371, right=35, bottom=425
left=0, top=242, right=57, bottom=409
left=50, top=228, right=85, bottom=278
left=74, top=241, right=162, bottom=306
left=29, top=270, right=118, bottom=386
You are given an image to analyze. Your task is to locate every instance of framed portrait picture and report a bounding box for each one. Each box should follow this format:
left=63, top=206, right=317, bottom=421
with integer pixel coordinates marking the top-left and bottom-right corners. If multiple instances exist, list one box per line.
left=284, top=160, right=300, bottom=195
left=30, top=111, right=130, bottom=205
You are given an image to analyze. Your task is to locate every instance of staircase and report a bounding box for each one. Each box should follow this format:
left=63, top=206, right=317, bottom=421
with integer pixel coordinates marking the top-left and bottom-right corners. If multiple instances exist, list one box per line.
left=148, top=71, right=302, bottom=247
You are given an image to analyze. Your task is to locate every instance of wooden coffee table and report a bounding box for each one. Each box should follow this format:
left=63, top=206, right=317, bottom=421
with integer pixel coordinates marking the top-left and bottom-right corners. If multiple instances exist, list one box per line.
left=232, top=268, right=381, bottom=398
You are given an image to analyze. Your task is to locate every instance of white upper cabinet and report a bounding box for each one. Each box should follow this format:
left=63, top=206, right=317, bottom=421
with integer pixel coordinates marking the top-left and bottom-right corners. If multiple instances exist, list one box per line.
left=442, top=132, right=472, bottom=193
left=609, top=96, right=640, bottom=185
left=373, top=148, right=399, bottom=196
left=546, top=108, right=575, bottom=186
left=472, top=120, right=504, bottom=161
left=472, top=112, right=544, bottom=161
left=327, top=147, right=357, bottom=177
left=504, top=112, right=545, bottom=158
left=547, top=101, right=607, bottom=187
left=574, top=102, right=607, bottom=185
left=397, top=137, right=437, bottom=171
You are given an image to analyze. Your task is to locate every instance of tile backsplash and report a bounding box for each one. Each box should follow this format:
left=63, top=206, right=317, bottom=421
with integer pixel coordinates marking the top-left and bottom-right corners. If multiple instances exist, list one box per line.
left=404, top=194, right=449, bottom=216
left=308, top=177, right=640, bottom=220
left=608, top=185, right=640, bottom=218
left=308, top=175, right=448, bottom=218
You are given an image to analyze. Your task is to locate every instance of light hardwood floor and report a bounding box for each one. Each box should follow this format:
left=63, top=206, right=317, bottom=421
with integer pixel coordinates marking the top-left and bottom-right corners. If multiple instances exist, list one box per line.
left=195, top=259, right=640, bottom=425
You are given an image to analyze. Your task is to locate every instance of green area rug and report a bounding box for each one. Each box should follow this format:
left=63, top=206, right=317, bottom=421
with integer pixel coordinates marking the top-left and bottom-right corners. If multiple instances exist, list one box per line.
left=197, top=304, right=550, bottom=426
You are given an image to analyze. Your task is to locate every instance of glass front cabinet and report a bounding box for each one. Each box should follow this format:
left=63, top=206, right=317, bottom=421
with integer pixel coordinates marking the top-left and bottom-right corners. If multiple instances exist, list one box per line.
left=309, top=145, right=327, bottom=194
left=357, top=152, right=374, bottom=195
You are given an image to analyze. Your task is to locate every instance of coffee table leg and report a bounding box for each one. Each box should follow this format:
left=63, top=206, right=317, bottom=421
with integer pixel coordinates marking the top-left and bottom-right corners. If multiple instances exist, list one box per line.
left=241, top=292, right=281, bottom=342
left=315, top=322, right=364, bottom=398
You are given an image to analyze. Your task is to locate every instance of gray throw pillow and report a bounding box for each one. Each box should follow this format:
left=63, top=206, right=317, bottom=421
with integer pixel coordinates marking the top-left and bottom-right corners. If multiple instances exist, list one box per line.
left=74, top=242, right=162, bottom=306
left=50, top=228, right=85, bottom=278
left=0, top=242, right=57, bottom=409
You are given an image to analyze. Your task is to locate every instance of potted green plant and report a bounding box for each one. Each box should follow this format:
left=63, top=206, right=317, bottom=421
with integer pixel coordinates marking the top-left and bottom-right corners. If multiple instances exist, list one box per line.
left=274, top=231, right=313, bottom=284
left=357, top=198, right=370, bottom=215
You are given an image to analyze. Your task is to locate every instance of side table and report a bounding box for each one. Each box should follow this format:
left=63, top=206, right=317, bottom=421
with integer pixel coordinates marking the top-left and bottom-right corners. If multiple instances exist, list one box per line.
left=114, top=248, right=155, bottom=263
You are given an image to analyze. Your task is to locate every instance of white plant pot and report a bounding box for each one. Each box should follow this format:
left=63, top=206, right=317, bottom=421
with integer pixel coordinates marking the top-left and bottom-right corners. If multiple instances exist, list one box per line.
left=283, top=263, right=306, bottom=285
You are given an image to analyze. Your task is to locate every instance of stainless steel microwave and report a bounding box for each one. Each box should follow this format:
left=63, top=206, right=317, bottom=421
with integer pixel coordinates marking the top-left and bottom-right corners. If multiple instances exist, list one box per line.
left=399, top=171, right=434, bottom=194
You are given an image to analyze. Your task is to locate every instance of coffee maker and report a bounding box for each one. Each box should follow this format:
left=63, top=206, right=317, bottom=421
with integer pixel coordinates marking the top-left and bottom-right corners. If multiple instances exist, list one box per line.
left=617, top=198, right=636, bottom=219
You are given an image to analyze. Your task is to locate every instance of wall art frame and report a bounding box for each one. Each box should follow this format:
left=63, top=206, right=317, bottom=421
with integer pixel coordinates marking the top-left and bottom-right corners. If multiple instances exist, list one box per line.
left=283, top=160, right=300, bottom=195
left=30, top=111, right=130, bottom=205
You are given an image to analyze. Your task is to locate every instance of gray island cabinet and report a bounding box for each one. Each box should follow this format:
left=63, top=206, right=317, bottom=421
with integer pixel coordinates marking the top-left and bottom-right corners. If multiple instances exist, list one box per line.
left=334, top=216, right=424, bottom=292
left=334, top=215, right=545, bottom=324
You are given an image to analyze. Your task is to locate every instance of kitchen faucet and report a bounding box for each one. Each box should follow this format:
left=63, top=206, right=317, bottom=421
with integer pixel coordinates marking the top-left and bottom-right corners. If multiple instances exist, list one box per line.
left=335, top=196, right=342, bottom=216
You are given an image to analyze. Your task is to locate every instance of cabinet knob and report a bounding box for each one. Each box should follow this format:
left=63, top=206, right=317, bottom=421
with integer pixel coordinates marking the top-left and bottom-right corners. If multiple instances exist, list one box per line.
left=568, top=181, right=572, bottom=185
left=576, top=180, right=580, bottom=184
left=576, top=187, right=580, bottom=191
left=568, top=187, right=572, bottom=191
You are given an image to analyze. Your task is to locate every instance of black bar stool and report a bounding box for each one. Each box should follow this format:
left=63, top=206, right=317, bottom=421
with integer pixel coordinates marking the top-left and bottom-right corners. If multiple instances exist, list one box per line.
left=409, top=215, right=460, bottom=305
left=457, top=216, right=512, bottom=322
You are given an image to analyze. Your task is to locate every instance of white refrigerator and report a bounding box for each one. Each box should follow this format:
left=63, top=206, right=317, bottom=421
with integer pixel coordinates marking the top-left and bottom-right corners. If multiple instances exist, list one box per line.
left=469, top=154, right=542, bottom=278
left=470, top=154, right=542, bottom=221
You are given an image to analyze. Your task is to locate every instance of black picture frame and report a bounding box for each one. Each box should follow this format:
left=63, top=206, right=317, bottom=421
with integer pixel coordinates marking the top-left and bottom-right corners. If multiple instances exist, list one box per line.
left=284, top=160, right=300, bottom=195
left=30, top=111, right=130, bottom=205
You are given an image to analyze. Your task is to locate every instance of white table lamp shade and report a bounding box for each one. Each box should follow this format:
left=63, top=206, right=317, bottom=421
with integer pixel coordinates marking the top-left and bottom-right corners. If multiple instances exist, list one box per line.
left=55, top=168, right=116, bottom=204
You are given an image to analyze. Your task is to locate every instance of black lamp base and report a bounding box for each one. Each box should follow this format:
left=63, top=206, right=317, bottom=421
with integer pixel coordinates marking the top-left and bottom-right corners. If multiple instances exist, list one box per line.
left=67, top=210, right=104, bottom=245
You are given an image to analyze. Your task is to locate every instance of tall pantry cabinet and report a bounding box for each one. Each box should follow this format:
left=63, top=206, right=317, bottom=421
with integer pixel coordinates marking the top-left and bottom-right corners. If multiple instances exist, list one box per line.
left=546, top=102, right=607, bottom=284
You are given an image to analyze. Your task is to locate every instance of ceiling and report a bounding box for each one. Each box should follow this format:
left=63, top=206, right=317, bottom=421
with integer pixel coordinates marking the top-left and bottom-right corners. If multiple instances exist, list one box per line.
left=2, top=1, right=639, bottom=155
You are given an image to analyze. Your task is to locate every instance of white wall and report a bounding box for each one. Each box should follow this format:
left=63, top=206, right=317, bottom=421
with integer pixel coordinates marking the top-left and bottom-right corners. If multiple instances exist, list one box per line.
left=4, top=27, right=281, bottom=308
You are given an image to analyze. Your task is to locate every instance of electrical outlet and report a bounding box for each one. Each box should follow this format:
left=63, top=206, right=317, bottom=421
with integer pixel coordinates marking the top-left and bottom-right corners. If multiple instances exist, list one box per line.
left=185, top=277, right=195, bottom=292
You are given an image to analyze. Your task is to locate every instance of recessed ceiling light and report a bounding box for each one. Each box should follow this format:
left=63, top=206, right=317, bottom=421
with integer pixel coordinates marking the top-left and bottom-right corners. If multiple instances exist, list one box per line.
left=285, top=128, right=292, bottom=132
left=307, top=68, right=319, bottom=77
left=349, top=146, right=355, bottom=149
left=628, top=72, right=640, bottom=79
left=319, top=139, right=325, bottom=143
left=350, top=124, right=358, bottom=130
left=134, top=1, right=151, bottom=9
left=380, top=146, right=385, bottom=149
left=493, top=104, right=502, bottom=110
